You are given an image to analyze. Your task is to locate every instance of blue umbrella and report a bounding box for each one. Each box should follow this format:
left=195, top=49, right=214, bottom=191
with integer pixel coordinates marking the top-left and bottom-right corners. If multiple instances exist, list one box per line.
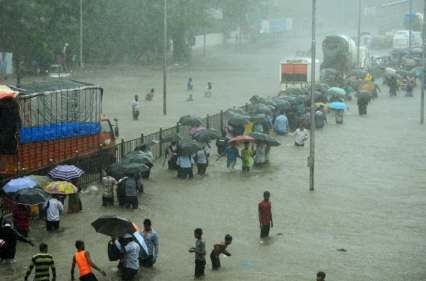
left=3, top=176, right=38, bottom=193
left=328, top=102, right=347, bottom=110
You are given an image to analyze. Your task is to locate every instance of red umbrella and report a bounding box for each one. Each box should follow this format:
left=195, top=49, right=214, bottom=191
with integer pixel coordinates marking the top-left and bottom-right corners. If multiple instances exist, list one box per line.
left=228, top=135, right=255, bottom=143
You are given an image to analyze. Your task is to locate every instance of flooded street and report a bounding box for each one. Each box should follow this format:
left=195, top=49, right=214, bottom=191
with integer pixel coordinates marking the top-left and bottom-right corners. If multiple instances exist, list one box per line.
left=3, top=44, right=426, bottom=281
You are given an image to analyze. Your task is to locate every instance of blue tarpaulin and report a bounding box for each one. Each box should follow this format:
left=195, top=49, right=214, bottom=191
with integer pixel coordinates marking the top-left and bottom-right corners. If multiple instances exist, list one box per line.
left=19, top=122, right=100, bottom=144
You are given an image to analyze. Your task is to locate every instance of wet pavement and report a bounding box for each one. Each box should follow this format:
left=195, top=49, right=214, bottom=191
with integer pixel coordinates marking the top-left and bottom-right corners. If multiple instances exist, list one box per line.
left=3, top=42, right=426, bottom=281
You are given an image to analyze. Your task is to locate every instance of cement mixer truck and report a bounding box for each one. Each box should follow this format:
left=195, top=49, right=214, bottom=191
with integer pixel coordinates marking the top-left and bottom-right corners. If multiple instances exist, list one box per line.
left=321, top=35, right=358, bottom=74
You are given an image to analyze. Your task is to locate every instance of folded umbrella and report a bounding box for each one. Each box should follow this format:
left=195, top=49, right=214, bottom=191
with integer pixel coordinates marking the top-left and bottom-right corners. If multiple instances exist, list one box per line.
left=228, top=135, right=255, bottom=144
left=44, top=181, right=78, bottom=195
left=12, top=187, right=50, bottom=205
left=3, top=176, right=38, bottom=193
left=250, top=132, right=281, bottom=147
left=48, top=165, right=84, bottom=181
left=92, top=215, right=137, bottom=237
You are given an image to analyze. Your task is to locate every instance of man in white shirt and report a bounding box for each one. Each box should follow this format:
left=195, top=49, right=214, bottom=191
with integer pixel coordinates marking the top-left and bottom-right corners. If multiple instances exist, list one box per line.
left=293, top=124, right=308, bottom=147
left=131, top=95, right=141, bottom=120
left=116, top=234, right=140, bottom=281
left=43, top=196, right=64, bottom=232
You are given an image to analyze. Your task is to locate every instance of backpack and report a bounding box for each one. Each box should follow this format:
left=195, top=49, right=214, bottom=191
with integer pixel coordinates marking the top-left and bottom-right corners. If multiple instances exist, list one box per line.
left=107, top=240, right=121, bottom=261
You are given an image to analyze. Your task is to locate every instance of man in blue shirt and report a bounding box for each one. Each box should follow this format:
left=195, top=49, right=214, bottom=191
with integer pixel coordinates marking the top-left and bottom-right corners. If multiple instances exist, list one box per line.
left=274, top=112, right=289, bottom=135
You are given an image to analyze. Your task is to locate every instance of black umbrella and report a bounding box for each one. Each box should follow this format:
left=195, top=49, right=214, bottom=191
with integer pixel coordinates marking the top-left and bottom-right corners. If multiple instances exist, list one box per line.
left=124, top=151, right=153, bottom=165
left=250, top=103, right=273, bottom=115
left=250, top=132, right=281, bottom=147
left=178, top=115, right=202, bottom=126
left=12, top=187, right=50, bottom=205
left=192, top=128, right=220, bottom=143
left=178, top=141, right=202, bottom=155
left=109, top=162, right=150, bottom=180
left=92, top=215, right=136, bottom=237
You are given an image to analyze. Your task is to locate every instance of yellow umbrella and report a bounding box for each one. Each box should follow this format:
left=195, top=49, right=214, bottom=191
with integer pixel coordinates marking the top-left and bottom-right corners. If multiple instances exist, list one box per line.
left=44, top=181, right=78, bottom=195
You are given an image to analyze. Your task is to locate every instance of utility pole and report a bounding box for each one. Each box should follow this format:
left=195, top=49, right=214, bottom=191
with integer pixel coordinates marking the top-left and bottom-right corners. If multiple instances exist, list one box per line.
left=357, top=0, right=362, bottom=67
left=409, top=0, right=413, bottom=49
left=309, top=0, right=316, bottom=192
left=421, top=0, right=425, bottom=124
left=80, top=0, right=84, bottom=68
left=162, top=0, right=167, bottom=115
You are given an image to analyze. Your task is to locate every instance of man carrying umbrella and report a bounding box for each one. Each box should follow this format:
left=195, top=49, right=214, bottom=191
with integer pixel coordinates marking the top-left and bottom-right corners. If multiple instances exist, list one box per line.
left=115, top=234, right=140, bottom=281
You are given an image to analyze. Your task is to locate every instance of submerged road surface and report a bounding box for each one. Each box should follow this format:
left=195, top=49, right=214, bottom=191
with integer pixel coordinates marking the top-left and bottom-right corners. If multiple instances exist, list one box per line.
left=2, top=91, right=426, bottom=281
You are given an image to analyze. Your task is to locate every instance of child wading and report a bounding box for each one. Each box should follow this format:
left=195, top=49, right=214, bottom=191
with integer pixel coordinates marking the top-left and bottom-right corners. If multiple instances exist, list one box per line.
left=210, top=234, right=232, bottom=270
left=241, top=142, right=254, bottom=173
left=188, top=228, right=206, bottom=279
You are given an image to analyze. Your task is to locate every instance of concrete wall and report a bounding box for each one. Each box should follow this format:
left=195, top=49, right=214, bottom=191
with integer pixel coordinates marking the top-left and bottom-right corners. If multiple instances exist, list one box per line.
left=192, top=33, right=224, bottom=49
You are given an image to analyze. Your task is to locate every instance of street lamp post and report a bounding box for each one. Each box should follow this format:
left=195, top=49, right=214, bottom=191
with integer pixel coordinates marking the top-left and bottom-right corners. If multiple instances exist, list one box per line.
left=421, top=0, right=425, bottom=124
left=80, top=0, right=84, bottom=68
left=357, top=0, right=362, bottom=67
left=409, top=0, right=413, bottom=49
left=309, top=0, right=316, bottom=191
left=163, top=0, right=168, bottom=115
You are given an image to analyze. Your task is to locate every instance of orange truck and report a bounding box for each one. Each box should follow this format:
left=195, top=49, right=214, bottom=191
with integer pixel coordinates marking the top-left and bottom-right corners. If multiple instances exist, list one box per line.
left=280, top=58, right=320, bottom=89
left=0, top=80, right=117, bottom=180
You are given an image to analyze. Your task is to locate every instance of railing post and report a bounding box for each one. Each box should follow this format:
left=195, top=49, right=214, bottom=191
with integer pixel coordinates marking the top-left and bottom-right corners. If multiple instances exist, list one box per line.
left=245, top=103, right=249, bottom=112
left=120, top=138, right=125, bottom=158
left=176, top=123, right=180, bottom=134
left=140, top=133, right=144, bottom=145
left=159, top=128, right=163, bottom=158
left=206, top=114, right=210, bottom=129
left=220, top=110, right=224, bottom=135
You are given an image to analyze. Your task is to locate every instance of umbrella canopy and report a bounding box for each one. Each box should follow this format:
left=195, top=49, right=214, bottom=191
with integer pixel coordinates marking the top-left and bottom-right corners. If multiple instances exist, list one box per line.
left=190, top=126, right=206, bottom=136
left=12, top=187, right=50, bottom=205
left=327, top=87, right=346, bottom=96
left=44, top=181, right=78, bottom=195
left=228, top=135, right=255, bottom=144
left=250, top=132, right=281, bottom=146
left=3, top=176, right=38, bottom=193
left=92, top=215, right=137, bottom=237
left=124, top=151, right=153, bottom=165
left=192, top=128, right=220, bottom=143
left=178, top=141, right=202, bottom=155
left=48, top=165, right=84, bottom=181
left=109, top=162, right=150, bottom=180
left=178, top=115, right=203, bottom=126
left=28, top=175, right=53, bottom=188
left=249, top=103, right=273, bottom=115
left=328, top=102, right=347, bottom=110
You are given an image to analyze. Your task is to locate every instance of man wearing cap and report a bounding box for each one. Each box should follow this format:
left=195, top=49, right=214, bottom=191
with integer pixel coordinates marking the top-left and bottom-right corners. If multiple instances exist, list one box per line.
left=115, top=234, right=140, bottom=281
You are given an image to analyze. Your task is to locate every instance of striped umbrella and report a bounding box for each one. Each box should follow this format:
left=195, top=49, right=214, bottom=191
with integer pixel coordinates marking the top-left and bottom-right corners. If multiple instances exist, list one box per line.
left=48, top=165, right=84, bottom=181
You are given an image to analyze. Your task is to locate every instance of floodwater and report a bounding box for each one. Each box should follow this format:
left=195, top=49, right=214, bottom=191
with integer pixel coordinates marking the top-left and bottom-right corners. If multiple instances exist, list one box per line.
left=2, top=40, right=426, bottom=281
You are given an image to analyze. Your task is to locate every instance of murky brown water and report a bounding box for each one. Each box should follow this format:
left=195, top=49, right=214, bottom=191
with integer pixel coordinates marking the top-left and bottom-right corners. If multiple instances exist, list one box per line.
left=3, top=42, right=426, bottom=281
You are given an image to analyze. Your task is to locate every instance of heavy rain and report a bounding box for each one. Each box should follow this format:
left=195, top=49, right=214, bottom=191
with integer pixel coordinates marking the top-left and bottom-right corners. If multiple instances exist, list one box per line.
left=0, top=1, right=426, bottom=281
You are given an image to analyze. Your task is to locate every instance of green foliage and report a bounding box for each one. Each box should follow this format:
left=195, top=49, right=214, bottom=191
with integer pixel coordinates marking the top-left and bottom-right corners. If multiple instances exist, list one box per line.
left=0, top=0, right=262, bottom=67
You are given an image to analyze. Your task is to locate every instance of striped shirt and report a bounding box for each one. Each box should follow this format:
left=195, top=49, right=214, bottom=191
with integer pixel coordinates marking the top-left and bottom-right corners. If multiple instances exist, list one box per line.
left=25, top=253, right=55, bottom=281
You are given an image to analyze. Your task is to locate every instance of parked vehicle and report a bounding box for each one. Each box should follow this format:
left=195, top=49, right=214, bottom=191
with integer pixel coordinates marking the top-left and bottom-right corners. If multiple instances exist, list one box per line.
left=0, top=80, right=118, bottom=180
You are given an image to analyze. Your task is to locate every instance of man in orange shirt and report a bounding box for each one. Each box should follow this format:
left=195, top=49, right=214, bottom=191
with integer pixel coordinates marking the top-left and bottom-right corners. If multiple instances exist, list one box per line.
left=258, top=191, right=273, bottom=240
left=71, top=240, right=106, bottom=281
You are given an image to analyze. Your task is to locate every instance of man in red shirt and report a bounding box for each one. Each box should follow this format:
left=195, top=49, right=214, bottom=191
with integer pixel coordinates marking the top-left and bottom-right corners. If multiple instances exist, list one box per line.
left=258, top=191, right=273, bottom=239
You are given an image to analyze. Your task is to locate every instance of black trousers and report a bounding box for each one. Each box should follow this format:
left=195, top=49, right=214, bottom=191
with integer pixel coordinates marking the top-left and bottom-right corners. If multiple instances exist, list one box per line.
left=122, top=267, right=138, bottom=281
left=80, top=273, right=98, bottom=281
left=260, top=224, right=270, bottom=238
left=210, top=251, right=221, bottom=270
left=194, top=259, right=206, bottom=278
left=197, top=163, right=207, bottom=175
left=126, top=196, right=138, bottom=209
left=179, top=167, right=193, bottom=179
left=46, top=220, right=60, bottom=231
